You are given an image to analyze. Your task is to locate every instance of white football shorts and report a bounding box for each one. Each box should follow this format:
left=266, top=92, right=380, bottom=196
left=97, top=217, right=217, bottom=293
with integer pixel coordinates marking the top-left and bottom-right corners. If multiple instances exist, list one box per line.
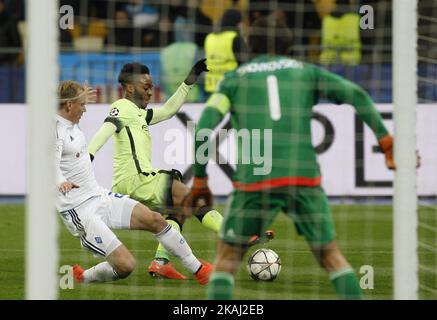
left=59, top=189, right=138, bottom=257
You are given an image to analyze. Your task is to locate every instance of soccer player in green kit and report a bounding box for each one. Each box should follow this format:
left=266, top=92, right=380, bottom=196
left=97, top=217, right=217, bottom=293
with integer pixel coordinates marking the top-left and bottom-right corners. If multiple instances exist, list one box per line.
left=88, top=60, right=224, bottom=280
left=189, top=16, right=400, bottom=299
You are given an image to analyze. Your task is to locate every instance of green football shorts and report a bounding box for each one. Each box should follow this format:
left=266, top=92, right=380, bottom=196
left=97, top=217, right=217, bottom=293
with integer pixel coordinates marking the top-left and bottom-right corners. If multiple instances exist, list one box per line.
left=112, top=169, right=181, bottom=213
left=220, top=186, right=336, bottom=247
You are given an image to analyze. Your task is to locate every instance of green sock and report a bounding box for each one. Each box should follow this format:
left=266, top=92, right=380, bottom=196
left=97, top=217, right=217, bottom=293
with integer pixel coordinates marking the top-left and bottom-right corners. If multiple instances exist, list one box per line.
left=330, top=268, right=363, bottom=300
left=200, top=210, right=223, bottom=233
left=207, top=271, right=235, bottom=300
left=154, top=219, right=181, bottom=261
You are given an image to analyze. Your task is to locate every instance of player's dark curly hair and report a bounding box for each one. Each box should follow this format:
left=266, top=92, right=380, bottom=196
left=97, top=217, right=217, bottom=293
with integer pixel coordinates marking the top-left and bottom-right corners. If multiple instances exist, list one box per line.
left=248, top=16, right=293, bottom=56
left=118, top=63, right=150, bottom=88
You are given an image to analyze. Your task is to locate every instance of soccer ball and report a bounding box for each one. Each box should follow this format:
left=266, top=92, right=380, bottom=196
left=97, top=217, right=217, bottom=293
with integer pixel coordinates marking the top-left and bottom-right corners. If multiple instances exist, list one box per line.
left=247, top=248, right=281, bottom=281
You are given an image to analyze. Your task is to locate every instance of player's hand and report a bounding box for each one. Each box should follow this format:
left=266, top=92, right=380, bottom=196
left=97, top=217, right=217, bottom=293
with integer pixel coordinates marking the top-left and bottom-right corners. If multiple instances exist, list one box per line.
left=378, top=134, right=421, bottom=170
left=184, top=58, right=209, bottom=85
left=184, top=176, right=213, bottom=213
left=83, top=80, right=97, bottom=104
left=378, top=134, right=395, bottom=170
left=59, top=181, right=79, bottom=194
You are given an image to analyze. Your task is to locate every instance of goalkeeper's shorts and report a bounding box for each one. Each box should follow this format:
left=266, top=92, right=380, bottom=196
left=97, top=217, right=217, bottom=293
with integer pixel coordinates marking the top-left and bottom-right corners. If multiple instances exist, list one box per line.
left=112, top=169, right=182, bottom=214
left=220, top=186, right=336, bottom=247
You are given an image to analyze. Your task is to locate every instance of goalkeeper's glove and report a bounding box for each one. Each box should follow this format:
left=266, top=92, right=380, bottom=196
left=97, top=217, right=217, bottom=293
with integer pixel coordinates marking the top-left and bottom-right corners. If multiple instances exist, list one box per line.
left=184, top=58, right=209, bottom=85
left=183, top=176, right=213, bottom=213
left=378, top=134, right=395, bottom=170
left=378, top=134, right=421, bottom=170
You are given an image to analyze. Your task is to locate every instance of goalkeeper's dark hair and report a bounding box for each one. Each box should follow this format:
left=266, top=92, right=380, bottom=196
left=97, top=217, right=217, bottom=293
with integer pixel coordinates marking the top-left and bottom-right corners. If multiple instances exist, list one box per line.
left=248, top=15, right=293, bottom=56
left=118, top=63, right=150, bottom=88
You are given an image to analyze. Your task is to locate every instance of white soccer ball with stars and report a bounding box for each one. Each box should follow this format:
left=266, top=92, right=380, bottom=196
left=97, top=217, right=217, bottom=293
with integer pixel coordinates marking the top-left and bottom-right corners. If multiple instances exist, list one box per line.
left=247, top=248, right=281, bottom=281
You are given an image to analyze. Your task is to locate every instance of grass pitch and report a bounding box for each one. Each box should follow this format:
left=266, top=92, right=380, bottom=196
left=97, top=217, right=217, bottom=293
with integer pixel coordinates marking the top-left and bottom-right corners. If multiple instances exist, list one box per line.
left=0, top=204, right=436, bottom=300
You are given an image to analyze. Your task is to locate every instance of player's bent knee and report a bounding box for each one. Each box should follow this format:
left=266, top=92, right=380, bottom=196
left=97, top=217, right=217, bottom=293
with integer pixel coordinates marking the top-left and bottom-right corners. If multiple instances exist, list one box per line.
left=131, top=203, right=167, bottom=232
left=108, top=245, right=137, bottom=278
left=149, top=211, right=167, bottom=233
left=114, top=255, right=137, bottom=278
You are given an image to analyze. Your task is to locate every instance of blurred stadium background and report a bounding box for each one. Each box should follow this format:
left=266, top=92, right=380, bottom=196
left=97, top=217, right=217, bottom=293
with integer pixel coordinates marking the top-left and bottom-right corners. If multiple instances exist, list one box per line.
left=0, top=0, right=436, bottom=300
left=1, top=0, right=436, bottom=104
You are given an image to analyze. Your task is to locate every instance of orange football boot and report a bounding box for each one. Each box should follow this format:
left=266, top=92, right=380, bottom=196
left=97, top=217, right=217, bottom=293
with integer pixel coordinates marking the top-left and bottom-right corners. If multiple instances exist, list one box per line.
left=148, top=260, right=188, bottom=280
left=72, top=264, right=84, bottom=283
left=194, top=260, right=213, bottom=285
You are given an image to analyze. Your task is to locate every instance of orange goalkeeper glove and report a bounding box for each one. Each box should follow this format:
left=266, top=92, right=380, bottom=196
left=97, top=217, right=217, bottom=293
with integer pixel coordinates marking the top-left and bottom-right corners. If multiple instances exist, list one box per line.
left=378, top=134, right=421, bottom=170
left=378, top=134, right=395, bottom=170
left=183, top=177, right=213, bottom=213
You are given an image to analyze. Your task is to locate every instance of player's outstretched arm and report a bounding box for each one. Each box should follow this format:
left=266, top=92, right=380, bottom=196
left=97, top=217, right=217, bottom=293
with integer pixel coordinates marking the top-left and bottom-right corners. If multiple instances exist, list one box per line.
left=317, top=69, right=387, bottom=137
left=183, top=58, right=209, bottom=86
left=316, top=68, right=400, bottom=170
left=192, top=96, right=228, bottom=177
left=88, top=122, right=117, bottom=161
left=185, top=92, right=229, bottom=209
left=147, top=59, right=209, bottom=125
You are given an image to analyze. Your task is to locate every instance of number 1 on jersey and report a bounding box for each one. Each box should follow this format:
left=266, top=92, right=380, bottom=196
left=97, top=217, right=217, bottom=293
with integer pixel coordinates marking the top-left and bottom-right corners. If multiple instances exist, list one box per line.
left=267, top=75, right=281, bottom=121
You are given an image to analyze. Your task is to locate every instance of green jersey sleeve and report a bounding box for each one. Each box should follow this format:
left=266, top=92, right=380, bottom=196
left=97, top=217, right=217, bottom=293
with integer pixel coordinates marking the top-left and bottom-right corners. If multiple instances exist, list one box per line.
left=315, top=66, right=388, bottom=139
left=192, top=86, right=231, bottom=177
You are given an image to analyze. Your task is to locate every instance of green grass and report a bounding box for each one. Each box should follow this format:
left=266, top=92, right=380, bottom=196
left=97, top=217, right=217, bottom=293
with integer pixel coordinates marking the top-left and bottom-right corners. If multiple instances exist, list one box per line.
left=0, top=204, right=436, bottom=300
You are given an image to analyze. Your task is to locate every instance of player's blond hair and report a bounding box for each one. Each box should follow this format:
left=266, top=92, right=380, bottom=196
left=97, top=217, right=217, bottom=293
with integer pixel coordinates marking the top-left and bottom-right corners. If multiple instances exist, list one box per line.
left=58, top=80, right=84, bottom=109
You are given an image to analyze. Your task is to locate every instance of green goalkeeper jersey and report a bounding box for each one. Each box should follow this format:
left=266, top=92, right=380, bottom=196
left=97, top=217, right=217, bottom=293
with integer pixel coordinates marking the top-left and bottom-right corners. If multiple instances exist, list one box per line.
left=193, top=55, right=388, bottom=191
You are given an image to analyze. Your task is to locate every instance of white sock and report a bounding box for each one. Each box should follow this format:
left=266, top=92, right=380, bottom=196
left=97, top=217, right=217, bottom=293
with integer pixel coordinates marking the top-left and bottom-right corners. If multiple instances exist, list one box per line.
left=82, top=262, right=120, bottom=283
left=154, top=224, right=202, bottom=274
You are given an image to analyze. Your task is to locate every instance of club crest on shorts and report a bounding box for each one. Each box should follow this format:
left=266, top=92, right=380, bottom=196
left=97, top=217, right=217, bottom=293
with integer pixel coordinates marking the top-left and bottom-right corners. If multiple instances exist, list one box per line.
left=95, top=236, right=103, bottom=244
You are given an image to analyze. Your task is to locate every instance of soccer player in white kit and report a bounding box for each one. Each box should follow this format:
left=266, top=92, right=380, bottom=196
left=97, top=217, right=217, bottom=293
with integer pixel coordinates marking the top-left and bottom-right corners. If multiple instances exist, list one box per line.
left=56, top=80, right=212, bottom=285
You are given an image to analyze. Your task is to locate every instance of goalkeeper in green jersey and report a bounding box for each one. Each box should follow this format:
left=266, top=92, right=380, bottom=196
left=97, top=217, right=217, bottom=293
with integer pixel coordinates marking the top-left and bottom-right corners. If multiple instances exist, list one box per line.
left=188, top=16, right=408, bottom=300
left=87, top=60, right=227, bottom=280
